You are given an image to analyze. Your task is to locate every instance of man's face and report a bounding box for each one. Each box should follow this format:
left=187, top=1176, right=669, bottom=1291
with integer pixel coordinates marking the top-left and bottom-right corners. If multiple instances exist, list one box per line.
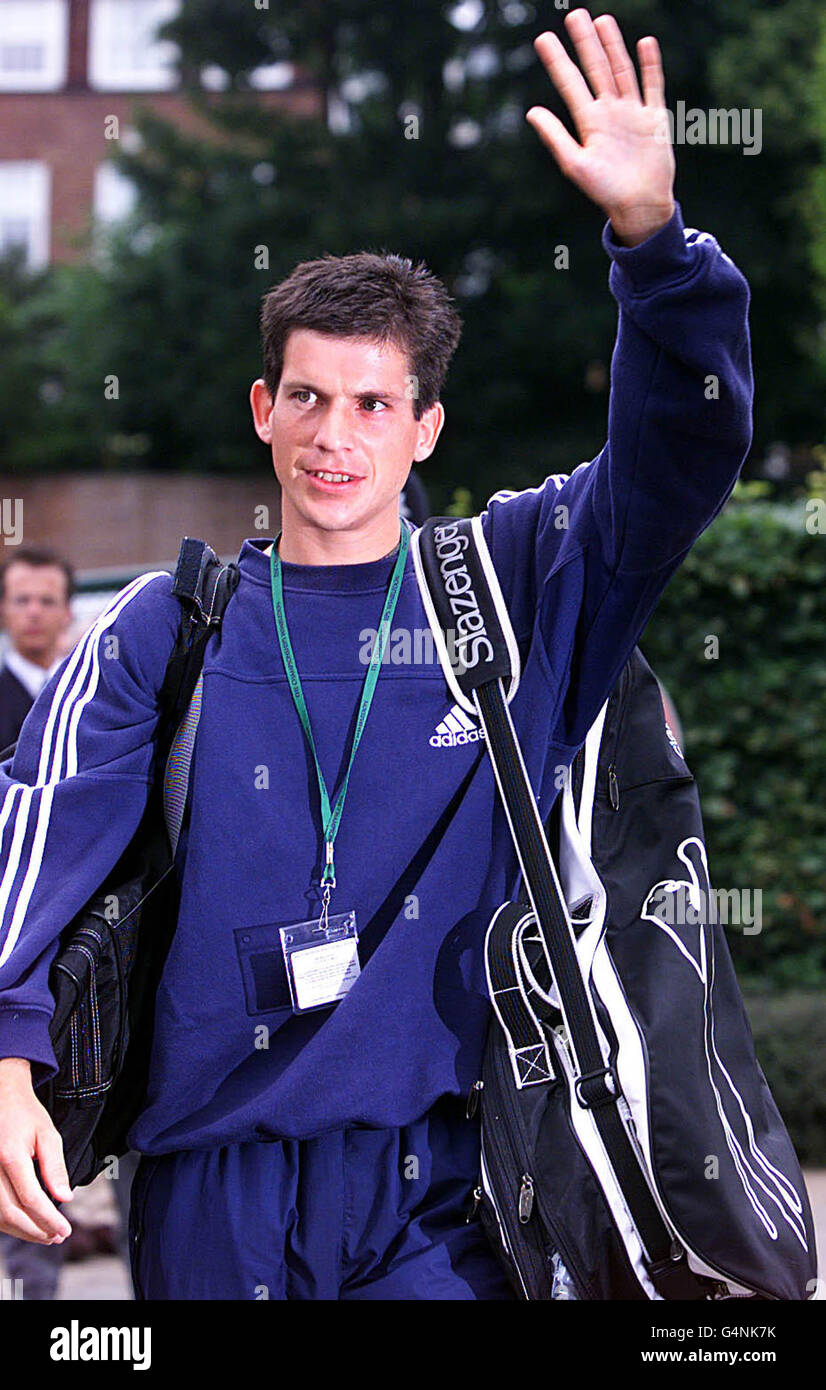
left=0, top=563, right=72, bottom=664
left=250, top=329, right=444, bottom=555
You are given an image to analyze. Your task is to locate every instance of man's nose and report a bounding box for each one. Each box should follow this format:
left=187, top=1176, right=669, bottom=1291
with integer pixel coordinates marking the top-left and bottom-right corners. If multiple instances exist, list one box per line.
left=312, top=399, right=353, bottom=452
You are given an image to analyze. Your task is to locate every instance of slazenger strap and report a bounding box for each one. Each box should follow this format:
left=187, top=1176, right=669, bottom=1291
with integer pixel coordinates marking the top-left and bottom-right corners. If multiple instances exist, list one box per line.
left=410, top=516, right=520, bottom=713
left=415, top=515, right=710, bottom=1299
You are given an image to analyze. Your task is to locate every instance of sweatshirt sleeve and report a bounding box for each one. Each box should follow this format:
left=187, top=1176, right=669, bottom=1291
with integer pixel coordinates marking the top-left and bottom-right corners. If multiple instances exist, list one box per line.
left=0, top=570, right=181, bottom=1086
left=479, top=200, right=753, bottom=750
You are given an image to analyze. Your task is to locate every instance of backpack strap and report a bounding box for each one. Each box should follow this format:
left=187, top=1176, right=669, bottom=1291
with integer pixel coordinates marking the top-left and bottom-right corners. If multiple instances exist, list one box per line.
left=171, top=536, right=239, bottom=628
left=158, top=538, right=239, bottom=719
left=158, top=539, right=240, bottom=853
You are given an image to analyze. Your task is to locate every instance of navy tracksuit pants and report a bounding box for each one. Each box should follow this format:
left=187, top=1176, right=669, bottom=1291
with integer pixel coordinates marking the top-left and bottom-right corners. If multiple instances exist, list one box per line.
left=128, top=1096, right=516, bottom=1300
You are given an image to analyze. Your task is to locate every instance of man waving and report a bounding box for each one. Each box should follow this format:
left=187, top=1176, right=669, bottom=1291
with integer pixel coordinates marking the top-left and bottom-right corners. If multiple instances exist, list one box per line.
left=0, top=11, right=751, bottom=1300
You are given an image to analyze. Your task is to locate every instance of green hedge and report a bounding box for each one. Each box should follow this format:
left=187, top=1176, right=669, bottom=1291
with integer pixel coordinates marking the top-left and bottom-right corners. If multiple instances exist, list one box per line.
left=641, top=489, right=826, bottom=991
left=743, top=990, right=826, bottom=1165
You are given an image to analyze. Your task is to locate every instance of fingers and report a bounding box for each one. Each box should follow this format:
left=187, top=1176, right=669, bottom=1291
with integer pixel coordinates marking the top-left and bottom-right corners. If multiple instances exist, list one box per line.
left=533, top=31, right=596, bottom=132
left=35, top=1121, right=74, bottom=1207
left=593, top=14, right=641, bottom=102
left=0, top=1149, right=72, bottom=1241
left=563, top=8, right=619, bottom=99
left=0, top=1165, right=68, bottom=1243
left=638, top=35, right=666, bottom=108
left=536, top=12, right=666, bottom=114
left=525, top=106, right=583, bottom=180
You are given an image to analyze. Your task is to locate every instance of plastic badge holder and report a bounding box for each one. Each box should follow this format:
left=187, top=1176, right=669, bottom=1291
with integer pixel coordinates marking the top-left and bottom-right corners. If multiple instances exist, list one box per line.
left=279, top=910, right=359, bottom=1014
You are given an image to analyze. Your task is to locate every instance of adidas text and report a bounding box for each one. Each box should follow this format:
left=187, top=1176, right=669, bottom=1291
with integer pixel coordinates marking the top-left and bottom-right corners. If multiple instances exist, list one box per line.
left=430, top=703, right=486, bottom=747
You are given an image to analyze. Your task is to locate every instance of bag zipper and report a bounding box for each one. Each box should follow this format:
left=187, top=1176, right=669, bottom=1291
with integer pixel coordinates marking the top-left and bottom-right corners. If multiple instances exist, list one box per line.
left=603, top=662, right=632, bottom=811
left=481, top=1035, right=591, bottom=1298
left=466, top=1078, right=484, bottom=1119
left=518, top=1173, right=535, bottom=1222
left=608, top=765, right=620, bottom=811
left=602, top=663, right=696, bottom=806
left=478, top=1077, right=551, bottom=1296
left=90, top=903, right=137, bottom=1081
left=479, top=1136, right=531, bottom=1298
left=55, top=930, right=106, bottom=1102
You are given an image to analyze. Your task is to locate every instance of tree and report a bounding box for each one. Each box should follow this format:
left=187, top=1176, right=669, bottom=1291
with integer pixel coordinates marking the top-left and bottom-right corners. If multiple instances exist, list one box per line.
left=6, top=0, right=826, bottom=498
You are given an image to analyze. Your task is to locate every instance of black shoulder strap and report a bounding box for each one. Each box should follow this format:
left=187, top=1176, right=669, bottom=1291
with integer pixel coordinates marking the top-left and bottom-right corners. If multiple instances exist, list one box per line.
left=409, top=515, right=520, bottom=709
left=155, top=538, right=240, bottom=754
left=412, top=514, right=710, bottom=1300
left=171, top=536, right=239, bottom=628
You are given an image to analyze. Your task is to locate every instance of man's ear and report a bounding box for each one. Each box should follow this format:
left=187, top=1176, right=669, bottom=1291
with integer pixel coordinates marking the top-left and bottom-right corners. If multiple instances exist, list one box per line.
left=250, top=379, right=275, bottom=444
left=413, top=401, right=445, bottom=463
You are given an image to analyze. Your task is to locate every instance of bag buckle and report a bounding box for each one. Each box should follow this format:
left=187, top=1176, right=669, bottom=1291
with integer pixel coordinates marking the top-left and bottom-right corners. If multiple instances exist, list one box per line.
left=574, top=1064, right=619, bottom=1109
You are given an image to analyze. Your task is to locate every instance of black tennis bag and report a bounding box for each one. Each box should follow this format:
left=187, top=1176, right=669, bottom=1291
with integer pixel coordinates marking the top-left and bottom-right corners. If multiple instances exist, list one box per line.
left=411, top=516, right=817, bottom=1302
left=30, top=540, right=239, bottom=1188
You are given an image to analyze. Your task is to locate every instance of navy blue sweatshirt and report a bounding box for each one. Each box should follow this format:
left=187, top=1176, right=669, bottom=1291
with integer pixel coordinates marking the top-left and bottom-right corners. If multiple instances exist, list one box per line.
left=0, top=205, right=752, bottom=1153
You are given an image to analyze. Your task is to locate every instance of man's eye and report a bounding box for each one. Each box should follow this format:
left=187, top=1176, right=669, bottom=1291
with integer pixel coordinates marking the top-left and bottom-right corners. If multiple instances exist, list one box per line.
left=292, top=389, right=316, bottom=404
left=361, top=398, right=387, bottom=412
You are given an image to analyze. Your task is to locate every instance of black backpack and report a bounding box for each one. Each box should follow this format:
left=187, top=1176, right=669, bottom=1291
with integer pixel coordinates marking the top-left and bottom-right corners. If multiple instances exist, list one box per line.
left=25, top=539, right=239, bottom=1188
left=411, top=516, right=817, bottom=1302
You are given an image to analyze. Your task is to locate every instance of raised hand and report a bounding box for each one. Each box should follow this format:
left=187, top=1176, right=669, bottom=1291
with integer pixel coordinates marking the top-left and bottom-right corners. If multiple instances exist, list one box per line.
left=526, top=9, right=675, bottom=247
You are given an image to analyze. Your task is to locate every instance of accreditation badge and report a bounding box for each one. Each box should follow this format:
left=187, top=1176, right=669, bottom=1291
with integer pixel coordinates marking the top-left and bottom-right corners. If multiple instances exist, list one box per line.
left=279, top=910, right=360, bottom=1013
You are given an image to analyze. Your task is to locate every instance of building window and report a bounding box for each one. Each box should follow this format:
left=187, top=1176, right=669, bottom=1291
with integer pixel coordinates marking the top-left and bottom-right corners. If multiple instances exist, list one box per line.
left=93, top=161, right=138, bottom=224
left=0, top=162, right=51, bottom=269
left=0, top=1, right=68, bottom=92
left=249, top=62, right=295, bottom=92
left=200, top=60, right=295, bottom=92
left=88, top=0, right=181, bottom=92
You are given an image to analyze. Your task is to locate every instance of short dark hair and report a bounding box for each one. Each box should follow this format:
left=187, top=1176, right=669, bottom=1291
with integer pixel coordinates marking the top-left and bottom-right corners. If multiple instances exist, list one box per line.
left=259, top=251, right=463, bottom=421
left=0, top=547, right=75, bottom=603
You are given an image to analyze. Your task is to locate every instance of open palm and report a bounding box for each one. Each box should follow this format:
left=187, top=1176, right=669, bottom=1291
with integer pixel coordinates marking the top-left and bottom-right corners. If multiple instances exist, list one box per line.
left=527, top=9, right=676, bottom=247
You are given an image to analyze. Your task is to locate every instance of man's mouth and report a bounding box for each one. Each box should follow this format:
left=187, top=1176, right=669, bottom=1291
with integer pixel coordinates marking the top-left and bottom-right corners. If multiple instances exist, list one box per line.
left=303, top=469, right=362, bottom=487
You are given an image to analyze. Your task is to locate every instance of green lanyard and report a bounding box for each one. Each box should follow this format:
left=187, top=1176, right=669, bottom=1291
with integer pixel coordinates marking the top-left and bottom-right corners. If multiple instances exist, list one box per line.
left=269, top=522, right=410, bottom=905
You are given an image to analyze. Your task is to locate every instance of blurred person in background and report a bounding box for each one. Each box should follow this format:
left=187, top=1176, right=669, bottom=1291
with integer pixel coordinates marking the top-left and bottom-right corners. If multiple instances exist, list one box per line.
left=0, top=546, right=74, bottom=1297
left=0, top=549, right=75, bottom=756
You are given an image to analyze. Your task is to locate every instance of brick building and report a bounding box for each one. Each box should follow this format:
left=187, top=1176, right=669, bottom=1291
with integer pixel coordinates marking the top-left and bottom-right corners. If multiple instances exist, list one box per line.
left=0, top=0, right=319, bottom=265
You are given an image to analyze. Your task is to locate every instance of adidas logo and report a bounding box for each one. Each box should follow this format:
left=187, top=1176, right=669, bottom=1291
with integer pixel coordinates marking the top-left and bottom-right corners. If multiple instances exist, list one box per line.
left=429, top=703, right=486, bottom=748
